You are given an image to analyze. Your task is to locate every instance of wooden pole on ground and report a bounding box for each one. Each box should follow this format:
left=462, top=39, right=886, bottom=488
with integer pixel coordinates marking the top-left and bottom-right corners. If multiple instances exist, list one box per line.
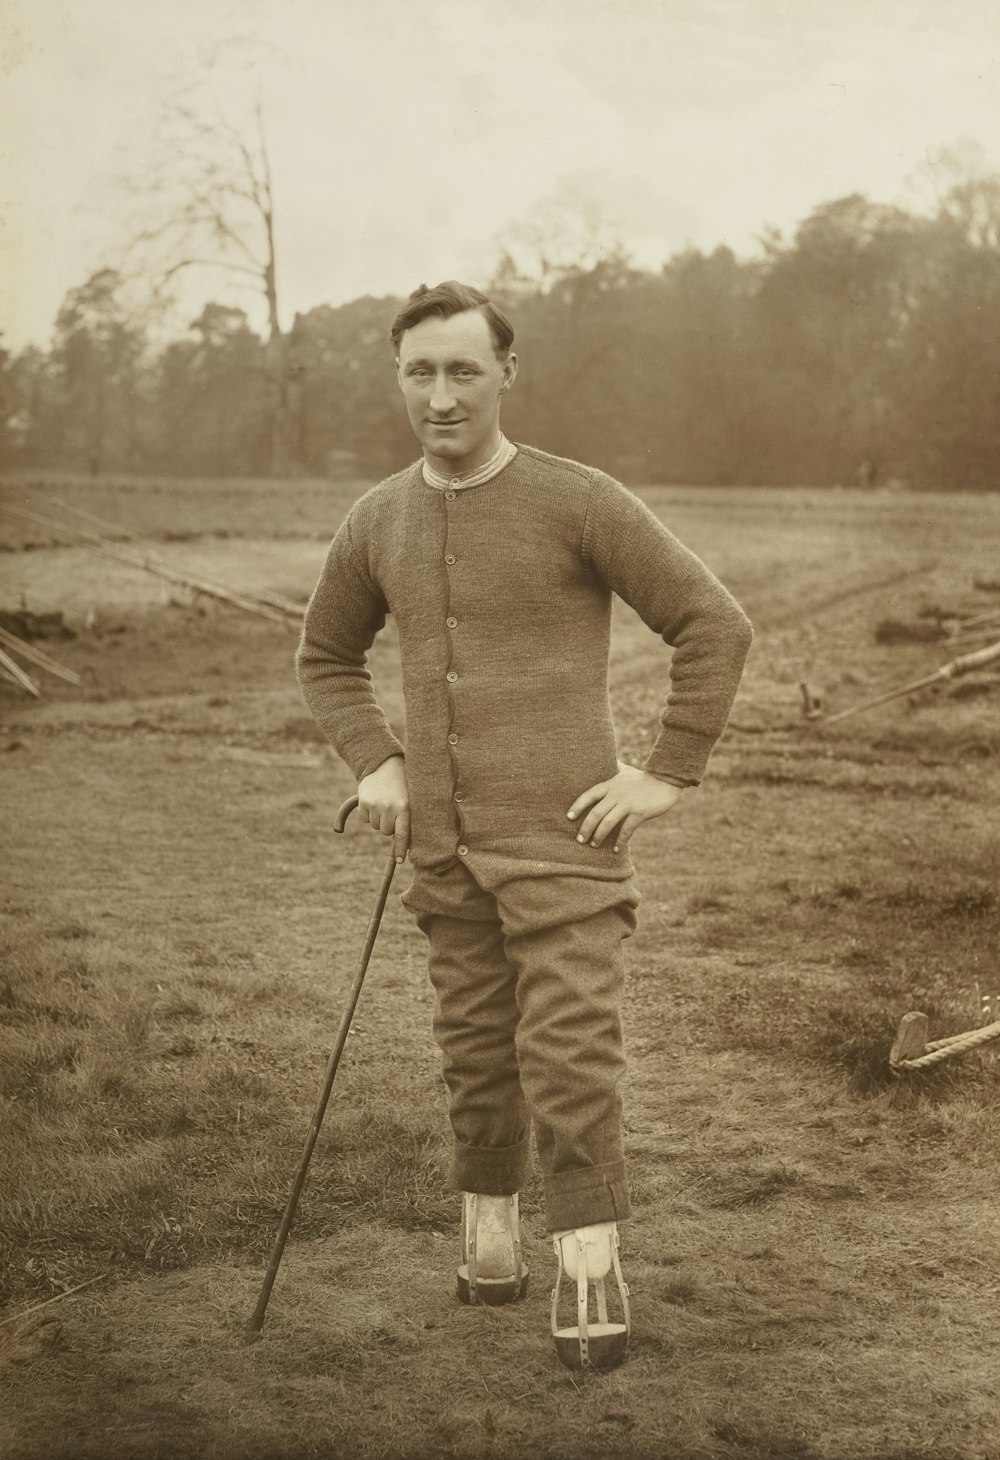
left=0, top=1272, right=110, bottom=1329
left=0, top=647, right=40, bottom=696
left=0, top=626, right=81, bottom=685
left=51, top=498, right=306, bottom=619
left=823, top=640, right=1000, bottom=724
left=0, top=505, right=293, bottom=628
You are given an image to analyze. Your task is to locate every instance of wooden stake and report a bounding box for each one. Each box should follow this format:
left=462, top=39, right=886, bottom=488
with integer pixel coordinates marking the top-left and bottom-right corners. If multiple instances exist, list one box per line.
left=799, top=682, right=823, bottom=719
left=889, top=1012, right=929, bottom=1068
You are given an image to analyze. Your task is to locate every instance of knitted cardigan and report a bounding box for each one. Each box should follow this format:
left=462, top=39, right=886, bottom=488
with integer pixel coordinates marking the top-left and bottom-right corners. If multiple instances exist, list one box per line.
left=297, top=445, right=753, bottom=886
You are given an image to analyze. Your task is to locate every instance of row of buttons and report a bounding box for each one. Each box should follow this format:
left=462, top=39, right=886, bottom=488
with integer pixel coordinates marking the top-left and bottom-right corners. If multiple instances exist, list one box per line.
left=445, top=489, right=465, bottom=857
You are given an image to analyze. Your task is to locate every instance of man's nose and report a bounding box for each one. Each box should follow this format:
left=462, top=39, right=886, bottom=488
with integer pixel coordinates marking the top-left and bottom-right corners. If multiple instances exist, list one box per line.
left=429, top=373, right=456, bottom=414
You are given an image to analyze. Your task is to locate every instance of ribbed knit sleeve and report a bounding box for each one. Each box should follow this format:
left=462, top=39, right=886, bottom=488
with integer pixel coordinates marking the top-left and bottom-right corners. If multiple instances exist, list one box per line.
left=581, top=473, right=753, bottom=783
left=295, top=511, right=406, bottom=781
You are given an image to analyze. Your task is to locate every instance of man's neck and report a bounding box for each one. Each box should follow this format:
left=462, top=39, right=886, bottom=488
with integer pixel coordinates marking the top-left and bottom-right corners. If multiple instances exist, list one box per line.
left=424, top=428, right=503, bottom=480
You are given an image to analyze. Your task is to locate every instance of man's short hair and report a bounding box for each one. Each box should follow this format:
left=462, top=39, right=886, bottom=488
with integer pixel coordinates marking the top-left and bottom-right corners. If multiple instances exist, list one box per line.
left=390, top=281, right=514, bottom=358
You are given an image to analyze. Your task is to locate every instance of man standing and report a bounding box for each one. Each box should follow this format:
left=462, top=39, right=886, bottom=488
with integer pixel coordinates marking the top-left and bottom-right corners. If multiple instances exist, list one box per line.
left=297, top=281, right=752, bottom=1370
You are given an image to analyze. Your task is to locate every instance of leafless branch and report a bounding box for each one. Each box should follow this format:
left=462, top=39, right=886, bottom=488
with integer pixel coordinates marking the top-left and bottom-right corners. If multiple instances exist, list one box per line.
left=162, top=258, right=265, bottom=283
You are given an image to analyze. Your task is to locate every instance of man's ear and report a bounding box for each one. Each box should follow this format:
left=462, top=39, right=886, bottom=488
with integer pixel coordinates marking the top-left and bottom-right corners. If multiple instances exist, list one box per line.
left=500, top=351, right=518, bottom=394
left=394, top=357, right=402, bottom=388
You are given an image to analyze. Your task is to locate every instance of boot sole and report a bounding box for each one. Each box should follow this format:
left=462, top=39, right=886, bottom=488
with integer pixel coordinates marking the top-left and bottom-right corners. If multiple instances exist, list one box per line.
left=553, top=1323, right=629, bottom=1371
left=456, top=1266, right=530, bottom=1306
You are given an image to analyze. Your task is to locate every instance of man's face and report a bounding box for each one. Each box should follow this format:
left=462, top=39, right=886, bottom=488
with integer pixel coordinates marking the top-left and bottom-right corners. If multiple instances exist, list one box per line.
left=396, top=309, right=517, bottom=475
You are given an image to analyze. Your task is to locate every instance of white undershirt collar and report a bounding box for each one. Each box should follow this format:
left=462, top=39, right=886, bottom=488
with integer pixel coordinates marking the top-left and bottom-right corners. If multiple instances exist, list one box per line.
left=422, top=435, right=517, bottom=492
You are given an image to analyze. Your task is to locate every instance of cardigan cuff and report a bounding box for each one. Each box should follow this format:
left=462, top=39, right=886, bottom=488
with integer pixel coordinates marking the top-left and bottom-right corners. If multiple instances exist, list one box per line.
left=326, top=722, right=406, bottom=783
left=644, top=725, right=717, bottom=785
left=646, top=768, right=698, bottom=789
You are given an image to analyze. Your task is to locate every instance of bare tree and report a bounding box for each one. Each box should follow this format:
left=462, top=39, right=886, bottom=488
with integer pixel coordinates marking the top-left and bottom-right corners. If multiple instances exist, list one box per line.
left=489, top=185, right=627, bottom=298
left=127, top=91, right=300, bottom=478
left=911, top=140, right=1000, bottom=248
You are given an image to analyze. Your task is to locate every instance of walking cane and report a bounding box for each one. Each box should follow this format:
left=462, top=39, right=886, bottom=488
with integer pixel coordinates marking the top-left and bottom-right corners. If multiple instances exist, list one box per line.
left=245, top=794, right=397, bottom=1339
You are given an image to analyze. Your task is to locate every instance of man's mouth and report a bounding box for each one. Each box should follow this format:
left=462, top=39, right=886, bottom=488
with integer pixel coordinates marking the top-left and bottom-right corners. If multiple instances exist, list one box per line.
left=428, top=419, right=464, bottom=428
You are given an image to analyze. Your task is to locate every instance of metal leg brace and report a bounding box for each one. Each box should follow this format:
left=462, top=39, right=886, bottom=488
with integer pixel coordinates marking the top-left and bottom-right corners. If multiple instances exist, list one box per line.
left=550, top=1226, right=631, bottom=1371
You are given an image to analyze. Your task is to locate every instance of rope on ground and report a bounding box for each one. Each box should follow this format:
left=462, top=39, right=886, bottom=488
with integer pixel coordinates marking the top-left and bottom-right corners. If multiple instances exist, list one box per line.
left=890, top=1011, right=1000, bottom=1072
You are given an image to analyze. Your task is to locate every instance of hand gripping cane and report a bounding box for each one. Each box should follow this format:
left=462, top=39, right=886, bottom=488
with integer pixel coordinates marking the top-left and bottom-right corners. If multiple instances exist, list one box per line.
left=245, top=795, right=397, bottom=1339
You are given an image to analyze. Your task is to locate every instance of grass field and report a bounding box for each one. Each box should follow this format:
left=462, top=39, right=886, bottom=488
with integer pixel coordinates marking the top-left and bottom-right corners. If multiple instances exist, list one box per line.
left=1, top=473, right=999, bottom=1460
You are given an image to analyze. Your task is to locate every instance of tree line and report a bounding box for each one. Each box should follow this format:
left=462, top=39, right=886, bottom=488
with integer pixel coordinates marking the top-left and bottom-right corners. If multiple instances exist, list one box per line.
left=3, top=173, right=999, bottom=490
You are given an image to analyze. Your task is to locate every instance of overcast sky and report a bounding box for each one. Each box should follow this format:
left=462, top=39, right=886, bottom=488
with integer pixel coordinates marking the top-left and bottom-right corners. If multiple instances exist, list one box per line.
left=2, top=0, right=998, bottom=350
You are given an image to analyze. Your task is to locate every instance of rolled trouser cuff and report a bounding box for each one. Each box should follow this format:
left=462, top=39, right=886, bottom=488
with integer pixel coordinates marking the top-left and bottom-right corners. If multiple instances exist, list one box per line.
left=544, top=1161, right=631, bottom=1232
left=451, top=1137, right=530, bottom=1195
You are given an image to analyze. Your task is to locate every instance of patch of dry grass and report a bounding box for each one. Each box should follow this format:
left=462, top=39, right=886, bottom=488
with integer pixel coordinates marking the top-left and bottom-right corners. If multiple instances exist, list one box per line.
left=0, top=898, right=457, bottom=1301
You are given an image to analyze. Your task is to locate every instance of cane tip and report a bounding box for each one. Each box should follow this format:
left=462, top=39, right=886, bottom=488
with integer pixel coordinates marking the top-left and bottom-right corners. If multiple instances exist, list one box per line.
left=242, top=1321, right=264, bottom=1345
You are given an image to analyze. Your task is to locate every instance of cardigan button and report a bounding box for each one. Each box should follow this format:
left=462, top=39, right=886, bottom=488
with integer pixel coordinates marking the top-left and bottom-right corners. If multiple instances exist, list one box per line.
left=448, top=733, right=459, bottom=745
left=445, top=490, right=457, bottom=501
left=457, top=844, right=469, bottom=856
left=445, top=554, right=456, bottom=565
left=446, top=616, right=458, bottom=628
left=446, top=671, right=458, bottom=683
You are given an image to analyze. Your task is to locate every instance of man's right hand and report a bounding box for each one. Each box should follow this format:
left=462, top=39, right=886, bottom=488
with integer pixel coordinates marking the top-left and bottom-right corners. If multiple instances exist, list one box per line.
left=357, top=755, right=410, bottom=863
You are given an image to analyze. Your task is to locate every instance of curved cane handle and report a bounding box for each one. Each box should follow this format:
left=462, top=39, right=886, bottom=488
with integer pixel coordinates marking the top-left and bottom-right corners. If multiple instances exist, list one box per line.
left=334, top=795, right=360, bottom=833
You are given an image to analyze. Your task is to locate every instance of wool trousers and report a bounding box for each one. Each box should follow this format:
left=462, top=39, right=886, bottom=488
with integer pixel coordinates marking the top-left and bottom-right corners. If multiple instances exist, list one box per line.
left=401, top=860, right=639, bottom=1231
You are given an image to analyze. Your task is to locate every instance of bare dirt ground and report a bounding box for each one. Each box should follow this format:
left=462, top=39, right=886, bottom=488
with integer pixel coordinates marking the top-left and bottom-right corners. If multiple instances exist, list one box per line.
left=1, top=475, right=999, bottom=1460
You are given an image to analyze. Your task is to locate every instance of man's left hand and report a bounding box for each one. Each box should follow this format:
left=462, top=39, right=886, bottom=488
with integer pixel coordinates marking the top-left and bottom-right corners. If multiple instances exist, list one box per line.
left=567, top=762, right=686, bottom=853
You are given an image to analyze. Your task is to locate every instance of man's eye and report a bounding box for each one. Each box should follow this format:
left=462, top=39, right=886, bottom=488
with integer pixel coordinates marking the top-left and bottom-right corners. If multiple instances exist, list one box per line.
left=454, top=371, right=475, bottom=380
